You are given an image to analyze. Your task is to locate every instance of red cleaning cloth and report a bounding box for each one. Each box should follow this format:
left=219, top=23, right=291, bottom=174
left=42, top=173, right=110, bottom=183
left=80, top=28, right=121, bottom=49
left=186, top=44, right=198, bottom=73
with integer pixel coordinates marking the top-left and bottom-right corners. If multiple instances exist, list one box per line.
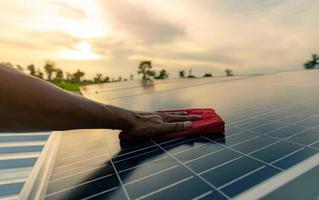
left=119, top=108, right=225, bottom=141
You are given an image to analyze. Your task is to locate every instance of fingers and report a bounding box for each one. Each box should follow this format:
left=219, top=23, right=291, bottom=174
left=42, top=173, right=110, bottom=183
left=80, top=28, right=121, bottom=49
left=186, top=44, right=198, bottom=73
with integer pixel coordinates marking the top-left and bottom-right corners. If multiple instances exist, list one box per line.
left=164, top=111, right=188, bottom=115
left=163, top=114, right=202, bottom=122
left=162, top=121, right=192, bottom=132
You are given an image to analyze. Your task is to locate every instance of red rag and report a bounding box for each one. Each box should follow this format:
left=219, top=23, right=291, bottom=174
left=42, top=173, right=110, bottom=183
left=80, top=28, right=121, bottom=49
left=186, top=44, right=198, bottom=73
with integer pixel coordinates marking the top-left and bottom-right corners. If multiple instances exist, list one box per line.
left=119, top=108, right=225, bottom=141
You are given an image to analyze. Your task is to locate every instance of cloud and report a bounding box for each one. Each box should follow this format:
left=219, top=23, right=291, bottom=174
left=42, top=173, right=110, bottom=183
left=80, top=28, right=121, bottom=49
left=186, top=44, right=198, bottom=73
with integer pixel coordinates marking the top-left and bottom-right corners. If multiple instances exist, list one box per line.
left=100, top=0, right=185, bottom=44
left=52, top=2, right=87, bottom=19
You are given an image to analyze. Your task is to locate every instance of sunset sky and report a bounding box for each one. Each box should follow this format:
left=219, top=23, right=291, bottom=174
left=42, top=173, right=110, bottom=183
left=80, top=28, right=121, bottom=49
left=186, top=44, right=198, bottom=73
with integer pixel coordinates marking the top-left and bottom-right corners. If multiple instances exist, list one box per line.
left=1, top=0, right=319, bottom=79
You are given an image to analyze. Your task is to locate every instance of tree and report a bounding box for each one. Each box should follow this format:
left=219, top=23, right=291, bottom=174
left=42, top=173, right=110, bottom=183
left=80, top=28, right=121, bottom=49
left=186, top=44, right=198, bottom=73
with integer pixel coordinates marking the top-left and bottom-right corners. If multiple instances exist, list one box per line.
left=179, top=70, right=185, bottom=78
left=138, top=61, right=156, bottom=80
left=103, top=76, right=110, bottom=83
left=66, top=72, right=72, bottom=81
left=118, top=76, right=122, bottom=82
left=44, top=60, right=56, bottom=81
left=155, top=69, right=169, bottom=79
left=130, top=74, right=134, bottom=81
left=304, top=54, right=319, bottom=70
left=225, top=69, right=233, bottom=76
left=35, top=68, right=44, bottom=79
left=187, top=68, right=195, bottom=78
left=27, top=64, right=36, bottom=76
left=16, top=65, right=24, bottom=72
left=94, top=73, right=103, bottom=83
left=55, top=68, right=64, bottom=80
left=72, top=69, right=85, bottom=82
left=203, top=73, right=212, bottom=77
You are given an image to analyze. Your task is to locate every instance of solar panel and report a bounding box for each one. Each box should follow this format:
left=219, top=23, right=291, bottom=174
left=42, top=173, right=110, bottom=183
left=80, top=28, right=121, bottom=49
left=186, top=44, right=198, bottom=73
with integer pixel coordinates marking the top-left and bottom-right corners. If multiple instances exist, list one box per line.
left=43, top=71, right=319, bottom=199
left=0, top=132, right=50, bottom=200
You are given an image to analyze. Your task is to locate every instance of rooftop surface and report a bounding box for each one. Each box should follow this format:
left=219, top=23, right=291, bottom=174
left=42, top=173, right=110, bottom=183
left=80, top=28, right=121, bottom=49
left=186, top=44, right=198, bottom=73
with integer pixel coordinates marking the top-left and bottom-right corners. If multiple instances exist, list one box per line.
left=2, top=70, right=319, bottom=199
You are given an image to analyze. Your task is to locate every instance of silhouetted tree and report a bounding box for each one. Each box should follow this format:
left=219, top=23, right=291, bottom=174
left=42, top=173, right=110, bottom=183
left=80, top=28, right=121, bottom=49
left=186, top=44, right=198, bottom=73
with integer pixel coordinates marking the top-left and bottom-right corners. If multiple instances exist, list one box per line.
left=179, top=70, right=185, bottom=78
left=138, top=61, right=156, bottom=80
left=16, top=65, right=24, bottom=72
left=155, top=69, right=169, bottom=79
left=103, top=76, right=110, bottom=83
left=304, top=54, right=319, bottom=70
left=203, top=73, right=212, bottom=77
left=130, top=74, right=134, bottom=81
left=55, top=68, right=64, bottom=80
left=118, top=76, right=122, bottom=82
left=27, top=64, right=36, bottom=76
left=66, top=72, right=72, bottom=81
left=44, top=60, right=56, bottom=81
left=225, top=69, right=233, bottom=76
left=187, top=68, right=195, bottom=78
left=94, top=73, right=103, bottom=83
left=35, top=68, right=44, bottom=79
left=72, top=69, right=85, bottom=83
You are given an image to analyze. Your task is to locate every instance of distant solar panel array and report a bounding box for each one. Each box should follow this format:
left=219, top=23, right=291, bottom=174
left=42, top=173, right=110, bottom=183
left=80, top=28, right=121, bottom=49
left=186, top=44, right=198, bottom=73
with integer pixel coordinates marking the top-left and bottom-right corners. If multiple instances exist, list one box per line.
left=6, top=71, right=319, bottom=199
left=0, top=132, right=50, bottom=200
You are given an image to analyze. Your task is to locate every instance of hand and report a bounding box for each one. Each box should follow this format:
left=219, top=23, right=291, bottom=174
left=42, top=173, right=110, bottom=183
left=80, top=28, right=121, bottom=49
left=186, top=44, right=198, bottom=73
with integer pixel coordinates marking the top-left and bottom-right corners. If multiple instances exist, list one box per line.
left=124, top=111, right=202, bottom=137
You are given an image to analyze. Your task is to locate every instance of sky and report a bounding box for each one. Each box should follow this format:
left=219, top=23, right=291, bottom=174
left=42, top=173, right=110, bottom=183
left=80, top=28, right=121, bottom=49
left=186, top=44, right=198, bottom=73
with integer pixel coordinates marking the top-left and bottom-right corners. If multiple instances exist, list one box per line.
left=1, top=0, right=319, bottom=79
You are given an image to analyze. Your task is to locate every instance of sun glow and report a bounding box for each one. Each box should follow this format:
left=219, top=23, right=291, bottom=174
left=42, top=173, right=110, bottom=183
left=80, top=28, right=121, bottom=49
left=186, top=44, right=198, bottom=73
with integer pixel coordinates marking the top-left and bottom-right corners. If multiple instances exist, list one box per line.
left=58, top=42, right=101, bottom=60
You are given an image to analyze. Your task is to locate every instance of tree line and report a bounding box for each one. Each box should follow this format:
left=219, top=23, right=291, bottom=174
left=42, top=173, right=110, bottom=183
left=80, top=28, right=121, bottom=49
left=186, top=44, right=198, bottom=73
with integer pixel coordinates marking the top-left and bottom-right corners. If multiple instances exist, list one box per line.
left=304, top=54, right=319, bottom=69
left=1, top=60, right=122, bottom=84
left=1, top=59, right=235, bottom=85
left=137, top=60, right=234, bottom=81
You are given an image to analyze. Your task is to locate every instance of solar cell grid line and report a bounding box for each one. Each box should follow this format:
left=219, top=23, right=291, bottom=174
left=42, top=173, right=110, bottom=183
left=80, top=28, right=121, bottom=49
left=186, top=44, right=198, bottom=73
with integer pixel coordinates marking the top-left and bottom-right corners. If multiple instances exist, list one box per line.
left=150, top=139, right=231, bottom=199
left=182, top=147, right=226, bottom=164
left=216, top=126, right=319, bottom=170
left=97, top=135, right=131, bottom=200
left=84, top=78, right=196, bottom=92
left=233, top=121, right=319, bottom=150
left=197, top=156, right=244, bottom=175
left=232, top=113, right=319, bottom=141
left=230, top=99, right=315, bottom=125
left=117, top=156, right=170, bottom=173
left=268, top=147, right=305, bottom=165
left=257, top=130, right=319, bottom=151
left=192, top=190, right=214, bottom=200
left=217, top=165, right=266, bottom=190
left=262, top=112, right=319, bottom=128
left=79, top=186, right=119, bottom=200
left=82, top=78, right=190, bottom=94
left=134, top=176, right=194, bottom=200
left=168, top=142, right=210, bottom=156
left=113, top=137, right=185, bottom=160
left=88, top=76, right=248, bottom=96
left=123, top=164, right=180, bottom=186
left=92, top=77, right=253, bottom=101
left=43, top=174, right=116, bottom=199
left=201, top=136, right=283, bottom=172
left=113, top=148, right=160, bottom=164
left=48, top=163, right=111, bottom=184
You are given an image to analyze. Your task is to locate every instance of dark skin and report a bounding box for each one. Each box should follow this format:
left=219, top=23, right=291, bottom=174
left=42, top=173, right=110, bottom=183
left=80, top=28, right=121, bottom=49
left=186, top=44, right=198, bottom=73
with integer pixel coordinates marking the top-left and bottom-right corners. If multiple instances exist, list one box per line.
left=0, top=64, right=201, bottom=137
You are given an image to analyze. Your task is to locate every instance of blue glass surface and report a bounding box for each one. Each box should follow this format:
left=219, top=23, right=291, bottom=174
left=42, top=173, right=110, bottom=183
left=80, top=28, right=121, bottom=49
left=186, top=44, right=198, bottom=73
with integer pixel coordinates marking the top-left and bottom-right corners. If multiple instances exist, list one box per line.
left=45, top=71, right=319, bottom=199
left=221, top=166, right=280, bottom=197
left=0, top=145, right=43, bottom=154
left=0, top=182, right=24, bottom=196
left=0, top=158, right=37, bottom=170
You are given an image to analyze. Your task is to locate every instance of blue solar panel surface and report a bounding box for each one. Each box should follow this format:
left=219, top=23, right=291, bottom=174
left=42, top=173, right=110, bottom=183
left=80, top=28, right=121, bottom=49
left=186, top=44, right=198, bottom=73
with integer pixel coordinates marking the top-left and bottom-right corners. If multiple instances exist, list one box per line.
left=0, top=133, right=49, bottom=199
left=44, top=71, right=319, bottom=200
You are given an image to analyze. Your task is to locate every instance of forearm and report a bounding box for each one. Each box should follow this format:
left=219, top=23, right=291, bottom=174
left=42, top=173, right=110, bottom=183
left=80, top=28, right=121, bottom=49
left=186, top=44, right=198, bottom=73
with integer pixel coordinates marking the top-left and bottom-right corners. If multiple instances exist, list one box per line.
left=0, top=65, right=135, bottom=132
